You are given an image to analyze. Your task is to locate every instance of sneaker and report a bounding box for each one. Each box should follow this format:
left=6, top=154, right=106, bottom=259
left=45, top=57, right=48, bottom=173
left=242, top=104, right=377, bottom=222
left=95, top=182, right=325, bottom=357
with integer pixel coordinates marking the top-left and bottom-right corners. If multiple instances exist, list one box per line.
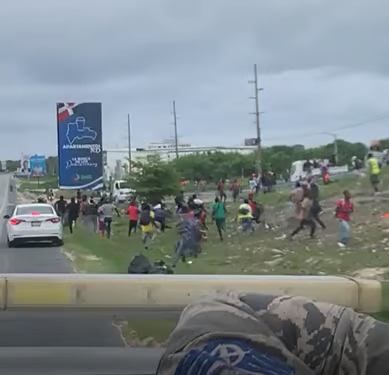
left=338, top=242, right=346, bottom=249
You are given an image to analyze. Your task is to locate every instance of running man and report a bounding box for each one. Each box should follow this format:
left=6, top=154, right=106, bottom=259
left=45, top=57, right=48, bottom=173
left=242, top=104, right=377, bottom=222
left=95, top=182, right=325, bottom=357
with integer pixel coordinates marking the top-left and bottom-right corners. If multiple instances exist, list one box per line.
left=98, top=198, right=120, bottom=239
left=367, top=153, right=381, bottom=193
left=237, top=199, right=254, bottom=234
left=211, top=197, right=226, bottom=241
left=139, top=204, right=156, bottom=250
left=336, top=190, right=354, bottom=248
left=290, top=185, right=316, bottom=239
left=54, top=195, right=67, bottom=224
left=308, top=177, right=326, bottom=229
left=127, top=200, right=139, bottom=236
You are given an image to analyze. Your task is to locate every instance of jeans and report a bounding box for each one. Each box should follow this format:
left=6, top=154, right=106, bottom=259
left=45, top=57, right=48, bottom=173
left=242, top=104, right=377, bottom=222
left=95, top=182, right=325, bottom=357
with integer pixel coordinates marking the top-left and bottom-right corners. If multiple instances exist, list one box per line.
left=338, top=219, right=350, bottom=244
left=104, top=217, right=113, bottom=239
left=241, top=218, right=254, bottom=233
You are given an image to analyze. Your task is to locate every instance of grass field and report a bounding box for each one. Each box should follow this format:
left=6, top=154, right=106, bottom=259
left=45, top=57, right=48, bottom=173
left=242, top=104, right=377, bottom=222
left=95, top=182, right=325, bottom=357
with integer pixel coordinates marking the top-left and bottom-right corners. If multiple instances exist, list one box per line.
left=18, top=175, right=58, bottom=191
left=62, top=170, right=389, bottom=276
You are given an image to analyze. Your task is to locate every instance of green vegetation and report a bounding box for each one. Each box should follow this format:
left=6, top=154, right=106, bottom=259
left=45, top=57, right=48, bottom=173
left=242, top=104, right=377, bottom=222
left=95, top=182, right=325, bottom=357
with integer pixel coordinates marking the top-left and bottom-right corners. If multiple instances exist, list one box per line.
left=18, top=175, right=58, bottom=191
left=170, top=139, right=371, bottom=181
left=128, top=156, right=180, bottom=204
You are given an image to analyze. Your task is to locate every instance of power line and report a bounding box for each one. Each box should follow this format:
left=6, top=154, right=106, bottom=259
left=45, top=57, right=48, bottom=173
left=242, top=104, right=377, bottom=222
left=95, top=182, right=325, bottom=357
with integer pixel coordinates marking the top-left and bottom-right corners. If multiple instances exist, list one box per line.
left=264, top=113, right=389, bottom=142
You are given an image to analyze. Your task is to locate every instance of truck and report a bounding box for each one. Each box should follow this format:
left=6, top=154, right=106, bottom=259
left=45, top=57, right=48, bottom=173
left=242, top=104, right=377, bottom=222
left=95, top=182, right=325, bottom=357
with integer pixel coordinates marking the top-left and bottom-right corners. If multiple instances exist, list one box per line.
left=290, top=160, right=349, bottom=182
left=111, top=180, right=135, bottom=203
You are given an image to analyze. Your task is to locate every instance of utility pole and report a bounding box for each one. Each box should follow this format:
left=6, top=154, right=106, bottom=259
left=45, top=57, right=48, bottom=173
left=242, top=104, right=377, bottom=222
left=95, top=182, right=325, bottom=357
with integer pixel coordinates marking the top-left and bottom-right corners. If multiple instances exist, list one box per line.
left=249, top=64, right=263, bottom=175
left=323, top=132, right=338, bottom=165
left=127, top=114, right=132, bottom=173
left=173, top=100, right=179, bottom=159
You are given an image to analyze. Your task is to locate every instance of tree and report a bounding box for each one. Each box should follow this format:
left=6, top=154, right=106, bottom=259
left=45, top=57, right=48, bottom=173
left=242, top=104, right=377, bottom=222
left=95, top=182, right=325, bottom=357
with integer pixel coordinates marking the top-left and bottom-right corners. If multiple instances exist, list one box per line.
left=5, top=160, right=19, bottom=171
left=170, top=140, right=370, bottom=181
left=128, top=156, right=180, bottom=204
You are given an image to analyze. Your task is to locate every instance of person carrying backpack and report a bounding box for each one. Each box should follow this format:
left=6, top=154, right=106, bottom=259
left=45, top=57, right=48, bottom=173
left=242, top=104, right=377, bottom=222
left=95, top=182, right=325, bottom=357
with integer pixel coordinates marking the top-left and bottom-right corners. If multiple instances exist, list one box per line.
left=139, top=204, right=156, bottom=250
left=236, top=199, right=254, bottom=234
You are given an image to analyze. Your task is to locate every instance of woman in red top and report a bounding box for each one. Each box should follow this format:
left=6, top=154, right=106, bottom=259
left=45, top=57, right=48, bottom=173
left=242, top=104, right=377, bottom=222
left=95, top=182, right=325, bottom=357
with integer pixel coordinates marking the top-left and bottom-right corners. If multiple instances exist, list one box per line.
left=335, top=190, right=353, bottom=248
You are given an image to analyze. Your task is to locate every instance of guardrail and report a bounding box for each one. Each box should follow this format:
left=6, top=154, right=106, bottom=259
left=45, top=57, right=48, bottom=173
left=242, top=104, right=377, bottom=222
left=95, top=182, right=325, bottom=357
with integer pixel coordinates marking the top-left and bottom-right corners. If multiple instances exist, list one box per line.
left=0, top=274, right=386, bottom=313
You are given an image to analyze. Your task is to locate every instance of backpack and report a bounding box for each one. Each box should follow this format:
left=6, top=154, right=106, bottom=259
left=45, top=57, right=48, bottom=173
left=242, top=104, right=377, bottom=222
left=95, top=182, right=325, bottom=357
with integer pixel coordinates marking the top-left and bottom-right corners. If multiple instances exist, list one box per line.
left=139, top=210, right=151, bottom=226
left=239, top=206, right=250, bottom=215
left=127, top=254, right=152, bottom=274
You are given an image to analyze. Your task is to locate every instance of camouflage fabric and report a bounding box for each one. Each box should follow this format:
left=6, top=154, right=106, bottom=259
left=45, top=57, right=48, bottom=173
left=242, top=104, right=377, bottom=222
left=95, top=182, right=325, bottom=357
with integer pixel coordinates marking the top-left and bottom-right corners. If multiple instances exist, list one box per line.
left=157, top=292, right=389, bottom=374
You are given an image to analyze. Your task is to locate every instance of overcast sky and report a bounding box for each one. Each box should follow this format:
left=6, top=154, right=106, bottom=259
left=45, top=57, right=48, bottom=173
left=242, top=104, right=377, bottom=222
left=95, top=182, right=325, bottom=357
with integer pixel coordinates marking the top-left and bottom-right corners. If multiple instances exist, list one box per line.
left=1, top=0, right=389, bottom=159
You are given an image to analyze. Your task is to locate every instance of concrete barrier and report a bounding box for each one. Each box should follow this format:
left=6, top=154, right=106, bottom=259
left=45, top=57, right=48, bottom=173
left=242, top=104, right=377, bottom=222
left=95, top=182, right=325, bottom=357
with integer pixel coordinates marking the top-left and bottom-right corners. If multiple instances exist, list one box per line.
left=0, top=274, right=385, bottom=313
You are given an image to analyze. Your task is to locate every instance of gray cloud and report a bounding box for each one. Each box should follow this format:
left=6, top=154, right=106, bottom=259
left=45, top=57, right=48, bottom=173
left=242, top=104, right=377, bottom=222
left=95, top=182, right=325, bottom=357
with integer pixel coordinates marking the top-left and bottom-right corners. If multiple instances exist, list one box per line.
left=0, top=0, right=389, bottom=159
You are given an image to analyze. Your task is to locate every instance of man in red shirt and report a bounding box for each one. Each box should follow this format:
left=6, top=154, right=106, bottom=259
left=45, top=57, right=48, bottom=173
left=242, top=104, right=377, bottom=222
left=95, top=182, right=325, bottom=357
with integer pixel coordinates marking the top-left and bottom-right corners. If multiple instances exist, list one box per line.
left=336, top=190, right=354, bottom=248
left=127, top=201, right=139, bottom=236
left=217, top=180, right=227, bottom=203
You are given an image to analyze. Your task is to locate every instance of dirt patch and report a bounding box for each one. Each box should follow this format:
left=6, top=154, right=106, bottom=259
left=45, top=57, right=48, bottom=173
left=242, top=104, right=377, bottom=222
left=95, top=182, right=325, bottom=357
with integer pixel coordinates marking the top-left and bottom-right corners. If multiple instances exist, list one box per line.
left=352, top=267, right=389, bottom=280
left=17, top=190, right=39, bottom=204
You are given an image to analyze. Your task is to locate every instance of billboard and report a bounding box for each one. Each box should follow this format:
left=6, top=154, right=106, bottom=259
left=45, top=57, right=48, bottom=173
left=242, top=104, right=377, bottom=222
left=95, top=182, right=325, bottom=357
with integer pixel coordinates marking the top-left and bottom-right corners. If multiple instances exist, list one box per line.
left=20, top=154, right=30, bottom=174
left=244, top=138, right=259, bottom=146
left=57, top=103, right=103, bottom=190
left=29, top=155, right=46, bottom=177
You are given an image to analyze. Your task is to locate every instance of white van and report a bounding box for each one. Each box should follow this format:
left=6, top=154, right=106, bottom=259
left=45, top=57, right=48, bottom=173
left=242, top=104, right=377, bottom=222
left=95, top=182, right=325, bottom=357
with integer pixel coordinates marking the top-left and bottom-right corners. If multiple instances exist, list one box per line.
left=290, top=160, right=349, bottom=182
left=112, top=180, right=135, bottom=203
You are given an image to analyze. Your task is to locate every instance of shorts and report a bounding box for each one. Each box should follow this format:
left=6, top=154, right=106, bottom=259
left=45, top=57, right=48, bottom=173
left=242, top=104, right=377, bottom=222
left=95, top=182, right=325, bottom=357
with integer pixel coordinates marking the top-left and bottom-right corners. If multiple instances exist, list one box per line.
left=370, top=174, right=380, bottom=185
left=98, top=219, right=104, bottom=231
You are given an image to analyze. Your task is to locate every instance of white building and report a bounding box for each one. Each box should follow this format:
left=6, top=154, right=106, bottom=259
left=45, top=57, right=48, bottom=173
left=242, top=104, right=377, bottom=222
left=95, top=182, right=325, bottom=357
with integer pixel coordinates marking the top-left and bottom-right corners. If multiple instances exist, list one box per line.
left=104, top=139, right=256, bottom=179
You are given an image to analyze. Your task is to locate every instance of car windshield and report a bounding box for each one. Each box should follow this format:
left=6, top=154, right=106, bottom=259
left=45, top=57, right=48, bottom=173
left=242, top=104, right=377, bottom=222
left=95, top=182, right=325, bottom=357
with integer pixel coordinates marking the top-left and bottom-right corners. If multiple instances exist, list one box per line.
left=118, top=182, right=131, bottom=189
left=16, top=206, right=54, bottom=215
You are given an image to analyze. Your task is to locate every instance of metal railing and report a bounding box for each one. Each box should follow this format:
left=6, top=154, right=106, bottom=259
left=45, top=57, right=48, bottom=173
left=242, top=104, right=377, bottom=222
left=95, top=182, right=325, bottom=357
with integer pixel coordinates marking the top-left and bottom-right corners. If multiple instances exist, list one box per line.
left=0, top=274, right=386, bottom=314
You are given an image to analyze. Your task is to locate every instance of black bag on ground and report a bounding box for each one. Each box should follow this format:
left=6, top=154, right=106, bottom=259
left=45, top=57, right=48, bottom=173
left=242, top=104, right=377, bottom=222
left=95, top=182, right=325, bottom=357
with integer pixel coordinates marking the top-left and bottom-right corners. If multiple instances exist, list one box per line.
left=150, top=260, right=174, bottom=274
left=139, top=210, right=151, bottom=226
left=128, top=254, right=152, bottom=274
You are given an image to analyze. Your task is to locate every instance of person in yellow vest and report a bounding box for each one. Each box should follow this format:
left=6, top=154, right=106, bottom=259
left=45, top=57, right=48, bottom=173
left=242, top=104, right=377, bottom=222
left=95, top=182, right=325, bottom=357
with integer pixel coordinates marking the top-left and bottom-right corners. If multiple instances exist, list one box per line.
left=367, top=153, right=381, bottom=193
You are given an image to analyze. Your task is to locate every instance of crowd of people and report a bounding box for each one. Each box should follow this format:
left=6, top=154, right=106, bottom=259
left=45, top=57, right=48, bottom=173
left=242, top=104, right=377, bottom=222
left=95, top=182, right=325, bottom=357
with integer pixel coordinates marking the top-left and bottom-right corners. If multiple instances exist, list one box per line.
left=45, top=152, right=384, bottom=268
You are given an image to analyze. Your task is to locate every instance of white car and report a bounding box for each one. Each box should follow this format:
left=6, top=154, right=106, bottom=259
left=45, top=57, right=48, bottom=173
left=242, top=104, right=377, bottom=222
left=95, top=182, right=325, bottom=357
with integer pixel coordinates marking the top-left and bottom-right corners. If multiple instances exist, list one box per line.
left=4, top=203, right=63, bottom=248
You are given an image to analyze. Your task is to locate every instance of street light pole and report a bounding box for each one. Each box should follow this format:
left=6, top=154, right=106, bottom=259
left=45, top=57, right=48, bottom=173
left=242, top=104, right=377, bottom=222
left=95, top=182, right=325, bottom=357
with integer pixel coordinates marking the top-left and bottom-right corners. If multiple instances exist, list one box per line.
left=323, top=132, right=338, bottom=165
left=173, top=100, right=179, bottom=159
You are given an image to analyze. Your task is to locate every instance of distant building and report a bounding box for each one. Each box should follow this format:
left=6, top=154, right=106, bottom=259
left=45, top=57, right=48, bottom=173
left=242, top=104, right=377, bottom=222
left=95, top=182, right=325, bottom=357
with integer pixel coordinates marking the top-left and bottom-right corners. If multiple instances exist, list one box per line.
left=104, top=138, right=256, bottom=178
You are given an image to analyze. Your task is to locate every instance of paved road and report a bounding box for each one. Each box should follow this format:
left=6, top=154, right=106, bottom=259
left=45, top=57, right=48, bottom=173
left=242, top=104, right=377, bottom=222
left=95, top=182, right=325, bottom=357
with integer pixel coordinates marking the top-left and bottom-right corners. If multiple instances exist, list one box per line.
left=0, top=174, right=126, bottom=347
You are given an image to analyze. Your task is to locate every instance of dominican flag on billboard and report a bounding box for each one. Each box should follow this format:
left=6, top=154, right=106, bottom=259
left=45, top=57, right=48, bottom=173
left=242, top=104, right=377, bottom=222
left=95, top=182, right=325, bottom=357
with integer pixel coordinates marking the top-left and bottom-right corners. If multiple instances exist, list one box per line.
left=57, top=102, right=103, bottom=191
left=57, top=103, right=78, bottom=123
